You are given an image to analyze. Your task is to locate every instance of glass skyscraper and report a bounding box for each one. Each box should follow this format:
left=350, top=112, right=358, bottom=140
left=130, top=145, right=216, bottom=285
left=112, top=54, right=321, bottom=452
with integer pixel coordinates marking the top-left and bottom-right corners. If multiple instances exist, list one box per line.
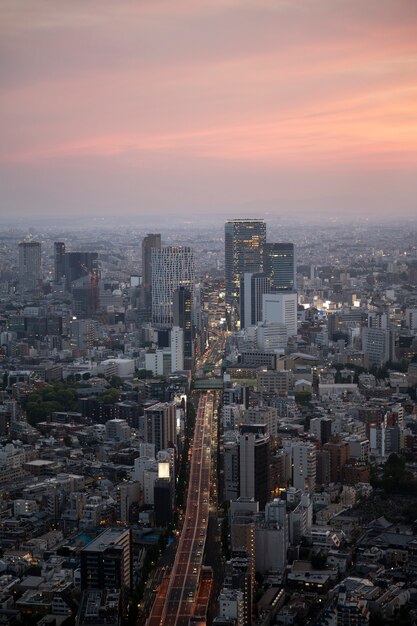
left=264, top=242, right=296, bottom=292
left=225, top=219, right=266, bottom=304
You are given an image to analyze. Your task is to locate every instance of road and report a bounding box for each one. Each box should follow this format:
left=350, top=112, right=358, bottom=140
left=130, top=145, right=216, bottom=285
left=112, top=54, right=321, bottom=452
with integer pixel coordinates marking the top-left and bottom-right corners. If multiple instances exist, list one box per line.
left=147, top=391, right=216, bottom=626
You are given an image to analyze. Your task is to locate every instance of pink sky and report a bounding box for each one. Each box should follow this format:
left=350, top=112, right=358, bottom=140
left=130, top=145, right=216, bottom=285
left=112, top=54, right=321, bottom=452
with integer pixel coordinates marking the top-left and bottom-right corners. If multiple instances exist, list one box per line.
left=1, top=0, right=417, bottom=219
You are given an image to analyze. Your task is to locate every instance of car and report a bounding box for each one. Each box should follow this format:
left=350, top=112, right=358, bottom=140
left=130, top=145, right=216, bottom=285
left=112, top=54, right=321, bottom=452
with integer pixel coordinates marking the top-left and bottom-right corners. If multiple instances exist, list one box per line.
left=193, top=567, right=197, bottom=574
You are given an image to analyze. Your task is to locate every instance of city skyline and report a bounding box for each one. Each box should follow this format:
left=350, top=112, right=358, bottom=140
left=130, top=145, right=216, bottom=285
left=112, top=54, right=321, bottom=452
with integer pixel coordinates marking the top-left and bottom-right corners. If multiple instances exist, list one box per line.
left=1, top=0, right=417, bottom=220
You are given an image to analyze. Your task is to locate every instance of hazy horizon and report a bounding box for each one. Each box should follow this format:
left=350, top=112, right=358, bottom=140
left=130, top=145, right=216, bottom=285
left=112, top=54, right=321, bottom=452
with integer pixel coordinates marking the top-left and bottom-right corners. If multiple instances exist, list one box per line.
left=1, top=0, right=417, bottom=220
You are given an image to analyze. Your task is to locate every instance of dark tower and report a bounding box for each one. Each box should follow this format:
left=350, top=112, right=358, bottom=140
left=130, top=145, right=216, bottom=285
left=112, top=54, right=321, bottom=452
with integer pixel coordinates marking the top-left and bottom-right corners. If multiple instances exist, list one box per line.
left=225, top=219, right=266, bottom=305
left=264, top=242, right=296, bottom=292
left=54, top=242, right=66, bottom=283
left=173, top=286, right=194, bottom=370
left=142, top=233, right=161, bottom=310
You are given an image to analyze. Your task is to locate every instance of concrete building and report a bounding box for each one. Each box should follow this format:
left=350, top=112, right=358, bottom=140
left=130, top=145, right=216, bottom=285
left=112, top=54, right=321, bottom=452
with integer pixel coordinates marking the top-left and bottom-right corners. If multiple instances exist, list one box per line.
left=80, top=528, right=132, bottom=609
left=240, top=272, right=271, bottom=329
left=262, top=292, right=298, bottom=337
left=284, top=440, right=316, bottom=492
left=18, top=241, right=41, bottom=289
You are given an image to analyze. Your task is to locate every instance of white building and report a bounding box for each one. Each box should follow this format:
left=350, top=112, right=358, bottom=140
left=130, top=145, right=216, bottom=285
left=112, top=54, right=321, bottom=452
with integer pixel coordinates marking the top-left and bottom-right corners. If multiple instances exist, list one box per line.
left=170, top=326, right=184, bottom=372
left=262, top=292, right=298, bottom=337
left=218, top=589, right=244, bottom=623
left=256, top=322, right=287, bottom=352
left=105, top=419, right=131, bottom=442
left=151, top=246, right=195, bottom=327
left=283, top=440, right=316, bottom=492
left=362, top=327, right=391, bottom=366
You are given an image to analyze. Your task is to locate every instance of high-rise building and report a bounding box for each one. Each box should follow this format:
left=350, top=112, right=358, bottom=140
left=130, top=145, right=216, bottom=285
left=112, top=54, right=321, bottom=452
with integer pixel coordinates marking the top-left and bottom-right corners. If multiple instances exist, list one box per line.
left=54, top=241, right=66, bottom=282
left=58, top=250, right=98, bottom=292
left=170, top=326, right=184, bottom=372
left=18, top=241, right=41, bottom=289
left=264, top=243, right=296, bottom=292
left=151, top=246, right=195, bottom=327
left=142, top=233, right=161, bottom=309
left=80, top=528, right=132, bottom=609
left=225, top=219, right=266, bottom=304
left=284, top=440, right=316, bottom=492
left=173, top=286, right=194, bottom=369
left=262, top=292, right=298, bottom=337
left=239, top=424, right=270, bottom=510
left=239, top=272, right=271, bottom=330
left=362, top=327, right=391, bottom=366
left=143, top=401, right=176, bottom=453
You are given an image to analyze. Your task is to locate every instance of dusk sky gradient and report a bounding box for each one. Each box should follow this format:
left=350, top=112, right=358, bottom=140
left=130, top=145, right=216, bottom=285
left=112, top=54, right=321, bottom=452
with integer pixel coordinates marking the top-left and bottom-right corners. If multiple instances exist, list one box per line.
left=1, top=0, right=417, bottom=220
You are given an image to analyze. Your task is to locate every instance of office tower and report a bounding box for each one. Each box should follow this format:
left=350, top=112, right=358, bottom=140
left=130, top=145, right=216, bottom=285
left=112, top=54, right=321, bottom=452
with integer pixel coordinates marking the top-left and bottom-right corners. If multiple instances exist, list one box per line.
left=264, top=243, right=296, bottom=292
left=170, top=326, right=184, bottom=372
left=225, top=219, right=266, bottom=304
left=239, top=424, right=270, bottom=510
left=223, top=440, right=240, bottom=501
left=284, top=440, right=316, bottom=492
left=239, top=272, right=271, bottom=330
left=142, top=233, right=161, bottom=309
left=173, top=286, right=194, bottom=369
left=18, top=241, right=41, bottom=289
left=80, top=528, right=132, bottom=609
left=362, top=327, right=391, bottom=366
left=262, top=292, right=298, bottom=337
left=151, top=246, right=195, bottom=327
left=61, top=251, right=99, bottom=291
left=255, top=499, right=288, bottom=574
left=54, top=242, right=66, bottom=282
left=143, top=401, right=176, bottom=453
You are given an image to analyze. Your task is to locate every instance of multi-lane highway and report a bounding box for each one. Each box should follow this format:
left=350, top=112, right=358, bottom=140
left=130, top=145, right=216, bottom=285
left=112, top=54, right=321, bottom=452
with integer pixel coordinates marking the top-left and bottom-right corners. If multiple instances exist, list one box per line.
left=147, top=391, right=215, bottom=626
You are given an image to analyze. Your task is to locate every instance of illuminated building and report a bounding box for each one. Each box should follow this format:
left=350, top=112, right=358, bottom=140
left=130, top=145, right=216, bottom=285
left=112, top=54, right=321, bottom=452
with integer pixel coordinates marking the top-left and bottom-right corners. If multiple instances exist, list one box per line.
left=264, top=242, right=296, bottom=292
left=225, top=219, right=266, bottom=305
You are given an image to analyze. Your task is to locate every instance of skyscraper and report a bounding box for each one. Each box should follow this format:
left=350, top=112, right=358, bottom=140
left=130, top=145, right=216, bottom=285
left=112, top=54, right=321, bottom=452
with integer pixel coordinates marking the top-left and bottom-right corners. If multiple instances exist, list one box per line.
left=225, top=219, right=266, bottom=304
left=63, top=251, right=98, bottom=292
left=142, top=233, right=161, bottom=310
left=239, top=424, right=270, bottom=510
left=54, top=241, right=66, bottom=282
left=173, top=286, right=194, bottom=369
left=18, top=241, right=41, bottom=289
left=151, top=246, right=194, bottom=327
left=264, top=243, right=296, bottom=292
left=239, top=272, right=271, bottom=329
